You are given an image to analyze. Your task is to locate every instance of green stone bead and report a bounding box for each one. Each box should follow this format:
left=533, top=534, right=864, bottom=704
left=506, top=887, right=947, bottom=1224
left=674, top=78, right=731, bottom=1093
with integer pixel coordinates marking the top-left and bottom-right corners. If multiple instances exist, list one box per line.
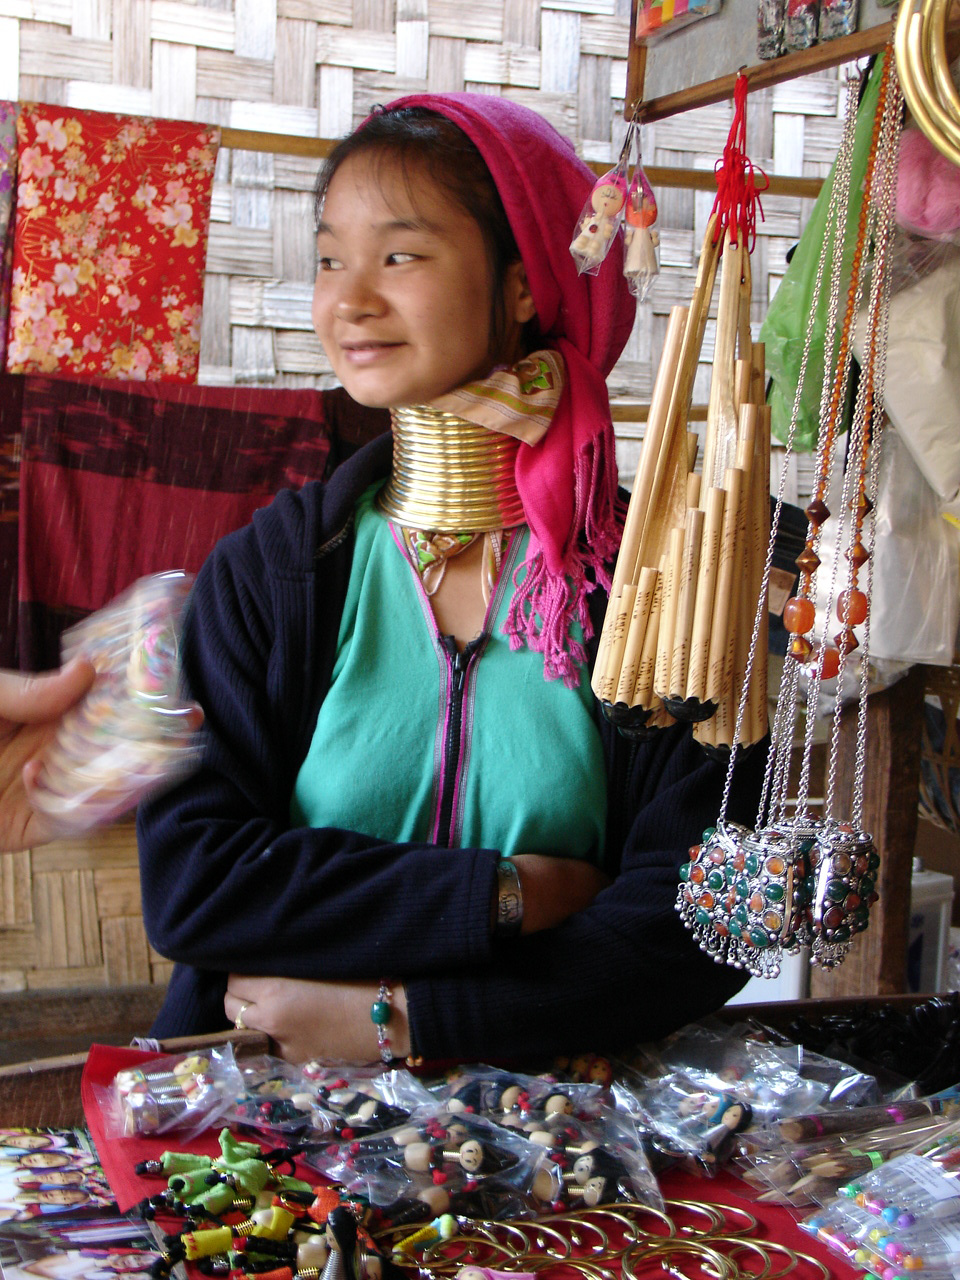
left=800, top=838, right=815, bottom=853
left=735, top=878, right=750, bottom=900
left=702, top=826, right=717, bottom=840
left=744, top=854, right=760, bottom=875
left=860, top=876, right=876, bottom=897
left=679, top=863, right=691, bottom=882
left=827, top=878, right=848, bottom=901
left=728, top=920, right=743, bottom=938
left=749, top=927, right=770, bottom=948
left=370, top=999, right=392, bottom=1026
left=831, top=925, right=851, bottom=942
left=695, top=907, right=711, bottom=926
left=707, top=869, right=726, bottom=891
left=765, top=883, right=785, bottom=903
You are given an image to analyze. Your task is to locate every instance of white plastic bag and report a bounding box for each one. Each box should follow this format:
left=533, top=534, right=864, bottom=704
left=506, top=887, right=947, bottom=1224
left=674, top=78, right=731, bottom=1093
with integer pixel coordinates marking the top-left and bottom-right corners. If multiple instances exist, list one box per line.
left=813, top=429, right=959, bottom=668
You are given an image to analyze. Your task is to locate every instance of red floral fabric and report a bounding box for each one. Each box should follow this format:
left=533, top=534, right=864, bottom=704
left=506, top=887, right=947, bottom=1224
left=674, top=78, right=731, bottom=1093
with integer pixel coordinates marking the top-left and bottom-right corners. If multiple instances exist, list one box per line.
left=7, top=106, right=219, bottom=382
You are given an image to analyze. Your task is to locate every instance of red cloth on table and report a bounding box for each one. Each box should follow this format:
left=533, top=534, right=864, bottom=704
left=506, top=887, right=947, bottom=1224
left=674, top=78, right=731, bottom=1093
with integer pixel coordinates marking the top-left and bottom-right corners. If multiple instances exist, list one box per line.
left=7, top=106, right=219, bottom=382
left=82, top=1042, right=857, bottom=1280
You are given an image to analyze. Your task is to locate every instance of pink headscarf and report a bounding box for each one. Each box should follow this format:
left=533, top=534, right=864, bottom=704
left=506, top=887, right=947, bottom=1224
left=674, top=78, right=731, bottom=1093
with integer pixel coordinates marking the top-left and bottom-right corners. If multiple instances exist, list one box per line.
left=384, top=93, right=637, bottom=684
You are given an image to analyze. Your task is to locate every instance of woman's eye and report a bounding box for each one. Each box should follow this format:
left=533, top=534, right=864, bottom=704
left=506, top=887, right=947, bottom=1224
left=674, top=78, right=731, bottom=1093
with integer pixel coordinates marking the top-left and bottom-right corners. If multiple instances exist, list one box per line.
left=386, top=252, right=419, bottom=265
left=316, top=256, right=343, bottom=272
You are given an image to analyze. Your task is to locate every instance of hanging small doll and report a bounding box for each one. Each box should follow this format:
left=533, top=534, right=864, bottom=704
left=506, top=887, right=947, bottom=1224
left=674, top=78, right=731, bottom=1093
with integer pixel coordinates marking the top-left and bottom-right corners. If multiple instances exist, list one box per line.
left=623, top=167, right=660, bottom=302
left=570, top=172, right=627, bottom=275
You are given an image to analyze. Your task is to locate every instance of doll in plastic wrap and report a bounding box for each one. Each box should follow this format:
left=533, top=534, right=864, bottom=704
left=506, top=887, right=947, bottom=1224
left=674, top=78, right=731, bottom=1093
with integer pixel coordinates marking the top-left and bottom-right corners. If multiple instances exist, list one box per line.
left=570, top=177, right=627, bottom=273
left=623, top=190, right=660, bottom=299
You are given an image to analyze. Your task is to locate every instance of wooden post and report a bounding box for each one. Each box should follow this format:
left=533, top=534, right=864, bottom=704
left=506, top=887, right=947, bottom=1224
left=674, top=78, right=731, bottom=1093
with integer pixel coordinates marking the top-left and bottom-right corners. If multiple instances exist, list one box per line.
left=808, top=666, right=925, bottom=998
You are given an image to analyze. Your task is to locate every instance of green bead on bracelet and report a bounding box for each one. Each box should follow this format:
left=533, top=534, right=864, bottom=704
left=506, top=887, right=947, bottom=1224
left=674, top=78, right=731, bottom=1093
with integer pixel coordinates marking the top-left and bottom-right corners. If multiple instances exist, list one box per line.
left=372, top=980, right=394, bottom=1063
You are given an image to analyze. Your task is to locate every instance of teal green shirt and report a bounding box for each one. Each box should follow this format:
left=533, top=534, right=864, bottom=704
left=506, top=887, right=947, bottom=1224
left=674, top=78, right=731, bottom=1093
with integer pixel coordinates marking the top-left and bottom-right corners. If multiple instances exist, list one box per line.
left=291, top=484, right=607, bottom=860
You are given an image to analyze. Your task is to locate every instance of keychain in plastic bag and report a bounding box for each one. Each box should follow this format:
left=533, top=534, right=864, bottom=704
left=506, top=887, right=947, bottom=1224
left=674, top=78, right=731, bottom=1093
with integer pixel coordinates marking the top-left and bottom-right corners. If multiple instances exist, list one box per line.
left=623, top=141, right=661, bottom=302
left=569, top=144, right=629, bottom=276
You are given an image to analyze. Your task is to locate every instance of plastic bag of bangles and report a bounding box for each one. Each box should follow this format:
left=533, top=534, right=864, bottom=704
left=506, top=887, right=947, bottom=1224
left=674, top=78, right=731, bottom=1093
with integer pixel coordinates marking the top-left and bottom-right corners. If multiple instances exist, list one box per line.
left=306, top=1109, right=558, bottom=1228
left=97, top=1044, right=244, bottom=1140
left=27, top=571, right=204, bottom=836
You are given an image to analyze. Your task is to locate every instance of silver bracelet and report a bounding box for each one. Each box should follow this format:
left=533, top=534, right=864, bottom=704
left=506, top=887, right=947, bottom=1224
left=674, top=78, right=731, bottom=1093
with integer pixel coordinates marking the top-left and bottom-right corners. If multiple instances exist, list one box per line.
left=495, top=858, right=523, bottom=936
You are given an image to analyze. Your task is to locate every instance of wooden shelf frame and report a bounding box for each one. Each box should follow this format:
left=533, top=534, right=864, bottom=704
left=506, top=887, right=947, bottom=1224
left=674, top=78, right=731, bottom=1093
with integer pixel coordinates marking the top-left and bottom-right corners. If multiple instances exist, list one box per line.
left=626, top=0, right=894, bottom=119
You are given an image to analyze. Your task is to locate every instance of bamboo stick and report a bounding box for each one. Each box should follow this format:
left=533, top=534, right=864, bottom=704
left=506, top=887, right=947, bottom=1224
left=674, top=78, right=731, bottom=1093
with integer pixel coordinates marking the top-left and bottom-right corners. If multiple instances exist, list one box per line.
left=635, top=557, right=667, bottom=710
left=616, top=566, right=659, bottom=705
left=612, top=305, right=688, bottom=601
left=592, top=307, right=687, bottom=701
left=596, top=585, right=637, bottom=705
left=705, top=466, right=746, bottom=705
left=654, top=526, right=685, bottom=701
left=686, top=486, right=726, bottom=704
left=669, top=506, right=706, bottom=700
left=701, top=232, right=743, bottom=496
left=745, top=403, right=772, bottom=745
left=750, top=340, right=767, bottom=407
left=729, top=406, right=760, bottom=745
left=738, top=249, right=753, bottom=364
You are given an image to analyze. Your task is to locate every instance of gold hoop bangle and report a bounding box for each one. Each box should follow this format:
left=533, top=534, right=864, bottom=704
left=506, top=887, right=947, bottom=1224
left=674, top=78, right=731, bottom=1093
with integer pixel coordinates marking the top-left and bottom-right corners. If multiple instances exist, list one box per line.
left=895, top=0, right=960, bottom=166
left=704, top=1203, right=759, bottom=1239
left=662, top=1198, right=728, bottom=1236
left=593, top=1202, right=679, bottom=1246
left=622, top=1237, right=736, bottom=1280
left=535, top=1212, right=613, bottom=1259
left=711, top=1236, right=774, bottom=1280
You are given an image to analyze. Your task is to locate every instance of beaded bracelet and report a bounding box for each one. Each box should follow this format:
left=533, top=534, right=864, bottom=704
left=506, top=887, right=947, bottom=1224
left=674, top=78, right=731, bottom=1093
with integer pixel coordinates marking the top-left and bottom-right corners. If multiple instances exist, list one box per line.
left=371, top=981, right=394, bottom=1064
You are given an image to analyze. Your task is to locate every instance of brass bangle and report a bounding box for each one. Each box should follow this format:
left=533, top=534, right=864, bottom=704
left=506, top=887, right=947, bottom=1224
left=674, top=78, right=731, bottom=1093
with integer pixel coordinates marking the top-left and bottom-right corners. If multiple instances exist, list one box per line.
left=896, top=0, right=960, bottom=165
left=622, top=1237, right=736, bottom=1280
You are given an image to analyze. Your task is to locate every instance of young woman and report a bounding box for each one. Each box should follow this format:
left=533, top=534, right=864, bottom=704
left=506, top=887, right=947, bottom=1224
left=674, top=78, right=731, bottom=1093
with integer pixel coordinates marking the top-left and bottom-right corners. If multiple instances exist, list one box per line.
left=137, top=93, right=766, bottom=1066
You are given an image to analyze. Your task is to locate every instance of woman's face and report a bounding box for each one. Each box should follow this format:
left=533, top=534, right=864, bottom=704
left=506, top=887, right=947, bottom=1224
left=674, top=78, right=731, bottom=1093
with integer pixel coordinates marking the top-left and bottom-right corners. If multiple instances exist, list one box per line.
left=17, top=1154, right=72, bottom=1169
left=312, top=153, right=533, bottom=408
left=17, top=1171, right=84, bottom=1186
left=2, top=1135, right=55, bottom=1151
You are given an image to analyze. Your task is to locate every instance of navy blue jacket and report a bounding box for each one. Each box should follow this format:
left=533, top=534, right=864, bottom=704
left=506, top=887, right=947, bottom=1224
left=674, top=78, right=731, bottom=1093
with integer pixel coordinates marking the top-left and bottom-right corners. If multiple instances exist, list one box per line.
left=137, top=433, right=765, bottom=1060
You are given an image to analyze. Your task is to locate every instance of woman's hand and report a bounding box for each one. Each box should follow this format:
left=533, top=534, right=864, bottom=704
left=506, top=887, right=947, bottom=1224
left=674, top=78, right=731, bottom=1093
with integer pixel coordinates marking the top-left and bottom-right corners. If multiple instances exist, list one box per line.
left=511, top=855, right=612, bottom=934
left=225, top=975, right=411, bottom=1065
left=0, top=659, right=96, bottom=852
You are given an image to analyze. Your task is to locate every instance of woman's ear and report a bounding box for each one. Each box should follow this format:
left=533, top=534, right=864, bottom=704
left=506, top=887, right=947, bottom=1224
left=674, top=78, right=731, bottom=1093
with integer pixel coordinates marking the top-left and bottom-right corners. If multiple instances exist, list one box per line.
left=506, top=261, right=537, bottom=325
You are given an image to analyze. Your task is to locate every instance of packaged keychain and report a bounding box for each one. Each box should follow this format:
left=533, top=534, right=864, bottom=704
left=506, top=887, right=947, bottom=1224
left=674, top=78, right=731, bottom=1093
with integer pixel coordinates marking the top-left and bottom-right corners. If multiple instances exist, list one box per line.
left=623, top=160, right=661, bottom=302
left=28, top=571, right=204, bottom=835
left=570, top=168, right=628, bottom=275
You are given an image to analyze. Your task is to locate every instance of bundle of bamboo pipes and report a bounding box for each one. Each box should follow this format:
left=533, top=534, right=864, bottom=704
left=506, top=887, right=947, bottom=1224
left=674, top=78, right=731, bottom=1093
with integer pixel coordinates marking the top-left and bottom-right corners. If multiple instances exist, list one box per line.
left=593, top=215, right=771, bottom=753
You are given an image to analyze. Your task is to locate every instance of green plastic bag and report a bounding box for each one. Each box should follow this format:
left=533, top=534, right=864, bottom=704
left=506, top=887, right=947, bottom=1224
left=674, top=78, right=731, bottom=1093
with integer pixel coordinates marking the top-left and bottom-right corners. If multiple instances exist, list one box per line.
left=760, top=56, right=886, bottom=453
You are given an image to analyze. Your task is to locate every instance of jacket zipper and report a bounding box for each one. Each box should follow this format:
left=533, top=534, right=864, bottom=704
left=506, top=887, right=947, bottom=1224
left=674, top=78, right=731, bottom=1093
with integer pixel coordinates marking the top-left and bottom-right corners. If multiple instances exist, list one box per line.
left=433, top=633, right=484, bottom=847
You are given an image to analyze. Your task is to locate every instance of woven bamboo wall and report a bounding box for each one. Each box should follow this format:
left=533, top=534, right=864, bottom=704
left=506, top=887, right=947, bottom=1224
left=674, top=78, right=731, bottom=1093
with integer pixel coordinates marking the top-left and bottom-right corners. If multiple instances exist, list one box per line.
left=0, top=1, right=840, bottom=996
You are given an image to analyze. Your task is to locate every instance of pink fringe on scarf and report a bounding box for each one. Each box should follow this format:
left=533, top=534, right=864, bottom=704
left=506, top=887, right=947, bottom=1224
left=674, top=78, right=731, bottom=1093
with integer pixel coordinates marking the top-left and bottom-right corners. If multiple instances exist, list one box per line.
left=504, top=430, right=623, bottom=687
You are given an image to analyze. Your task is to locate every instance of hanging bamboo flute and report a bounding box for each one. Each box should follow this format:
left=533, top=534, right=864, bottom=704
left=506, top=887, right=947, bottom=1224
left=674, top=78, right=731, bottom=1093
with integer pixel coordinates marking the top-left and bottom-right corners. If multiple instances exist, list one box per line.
left=592, top=306, right=687, bottom=701
left=615, top=566, right=659, bottom=705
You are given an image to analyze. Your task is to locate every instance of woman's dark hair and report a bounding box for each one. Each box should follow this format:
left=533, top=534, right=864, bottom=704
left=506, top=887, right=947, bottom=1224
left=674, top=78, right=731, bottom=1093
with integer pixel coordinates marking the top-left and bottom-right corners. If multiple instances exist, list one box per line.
left=314, top=106, right=537, bottom=363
